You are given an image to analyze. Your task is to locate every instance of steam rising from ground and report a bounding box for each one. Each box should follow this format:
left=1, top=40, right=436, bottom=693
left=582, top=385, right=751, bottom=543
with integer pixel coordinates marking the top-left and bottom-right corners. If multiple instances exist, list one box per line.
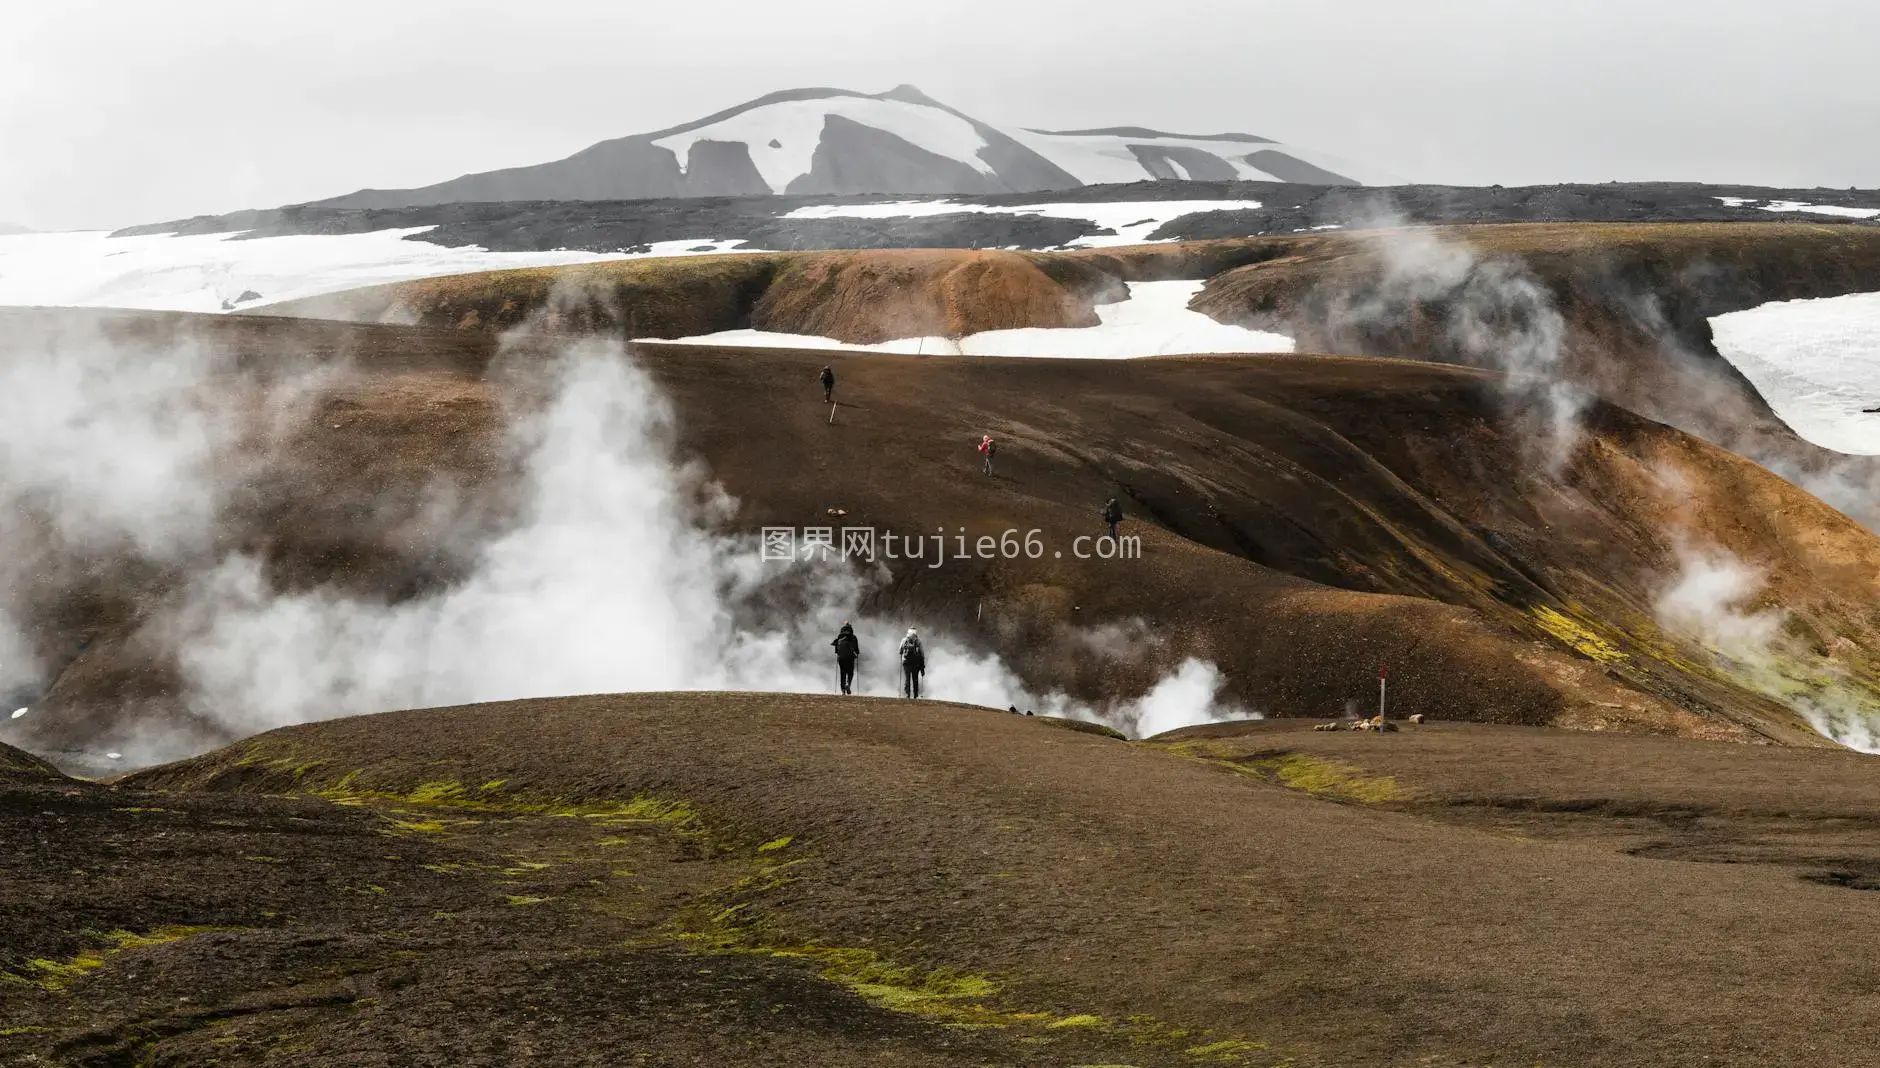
left=0, top=326, right=1243, bottom=767
left=1653, top=536, right=1880, bottom=752
left=1655, top=543, right=1785, bottom=658
left=1339, top=214, right=1586, bottom=469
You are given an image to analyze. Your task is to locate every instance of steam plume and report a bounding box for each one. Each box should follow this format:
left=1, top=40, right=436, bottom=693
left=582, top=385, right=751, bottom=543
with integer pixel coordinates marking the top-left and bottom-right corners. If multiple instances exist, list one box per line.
left=0, top=320, right=1245, bottom=767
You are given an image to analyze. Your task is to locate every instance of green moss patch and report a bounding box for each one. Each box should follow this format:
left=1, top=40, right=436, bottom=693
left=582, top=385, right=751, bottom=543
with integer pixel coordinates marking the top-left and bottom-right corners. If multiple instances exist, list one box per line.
left=19, top=926, right=223, bottom=992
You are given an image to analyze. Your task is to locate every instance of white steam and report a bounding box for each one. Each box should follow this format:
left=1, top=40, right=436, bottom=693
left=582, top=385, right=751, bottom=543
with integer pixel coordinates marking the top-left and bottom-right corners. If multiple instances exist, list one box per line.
left=1340, top=219, right=1586, bottom=469
left=0, top=323, right=1245, bottom=765
left=1653, top=538, right=1880, bottom=752
left=0, top=320, right=227, bottom=557
left=1653, top=543, right=1785, bottom=656
left=171, top=339, right=1243, bottom=743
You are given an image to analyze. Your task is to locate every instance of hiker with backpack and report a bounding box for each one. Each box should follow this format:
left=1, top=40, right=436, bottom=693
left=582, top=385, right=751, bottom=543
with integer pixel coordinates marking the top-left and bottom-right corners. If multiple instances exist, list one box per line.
left=830, top=621, right=860, bottom=695
left=1102, top=496, right=1124, bottom=541
left=899, top=628, right=926, bottom=699
left=819, top=365, right=836, bottom=403
left=977, top=434, right=996, bottom=476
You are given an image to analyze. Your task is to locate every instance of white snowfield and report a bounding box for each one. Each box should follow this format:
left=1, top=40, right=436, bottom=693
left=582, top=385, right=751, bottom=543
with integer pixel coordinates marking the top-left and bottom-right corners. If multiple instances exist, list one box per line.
left=778, top=198, right=1263, bottom=248
left=639, top=92, right=1384, bottom=194
left=1712, top=292, right=1880, bottom=454
left=0, top=228, right=762, bottom=315
left=1012, top=128, right=1385, bottom=187
left=656, top=280, right=1294, bottom=358
left=782, top=199, right=1264, bottom=248
left=0, top=198, right=1278, bottom=316
left=1713, top=196, right=1880, bottom=220
left=654, top=97, right=997, bottom=192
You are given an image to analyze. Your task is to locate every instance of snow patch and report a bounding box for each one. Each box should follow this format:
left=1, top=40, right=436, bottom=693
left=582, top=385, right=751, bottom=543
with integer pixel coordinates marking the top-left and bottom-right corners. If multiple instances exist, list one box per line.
left=654, top=97, right=995, bottom=193
left=657, top=280, right=1294, bottom=358
left=1010, top=129, right=1389, bottom=186
left=1713, top=196, right=1880, bottom=220
left=781, top=199, right=1263, bottom=248
left=1711, top=292, right=1880, bottom=454
left=1762, top=200, right=1880, bottom=220
left=0, top=229, right=751, bottom=316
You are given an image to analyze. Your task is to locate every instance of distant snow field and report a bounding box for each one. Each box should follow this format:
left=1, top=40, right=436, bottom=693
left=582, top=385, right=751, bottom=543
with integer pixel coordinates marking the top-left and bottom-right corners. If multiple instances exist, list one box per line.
left=656, top=280, right=1294, bottom=358
left=1714, top=196, right=1880, bottom=220
left=0, top=201, right=1272, bottom=317
left=1712, top=292, right=1880, bottom=454
left=782, top=199, right=1263, bottom=248
left=0, top=228, right=749, bottom=315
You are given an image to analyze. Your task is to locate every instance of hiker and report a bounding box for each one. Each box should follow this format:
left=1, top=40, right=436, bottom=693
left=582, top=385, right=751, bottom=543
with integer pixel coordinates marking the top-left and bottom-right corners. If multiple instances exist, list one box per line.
left=1102, top=496, right=1124, bottom=541
left=899, top=627, right=926, bottom=699
left=819, top=365, right=836, bottom=403
left=977, top=434, right=996, bottom=476
left=831, top=621, right=861, bottom=695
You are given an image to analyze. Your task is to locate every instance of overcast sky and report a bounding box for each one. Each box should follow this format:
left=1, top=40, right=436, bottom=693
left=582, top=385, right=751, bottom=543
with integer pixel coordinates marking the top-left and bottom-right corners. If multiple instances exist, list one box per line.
left=3, top=0, right=1877, bottom=230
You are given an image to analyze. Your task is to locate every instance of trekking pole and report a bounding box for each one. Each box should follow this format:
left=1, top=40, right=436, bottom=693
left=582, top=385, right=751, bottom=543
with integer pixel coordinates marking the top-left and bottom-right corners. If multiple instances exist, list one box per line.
left=829, top=401, right=837, bottom=425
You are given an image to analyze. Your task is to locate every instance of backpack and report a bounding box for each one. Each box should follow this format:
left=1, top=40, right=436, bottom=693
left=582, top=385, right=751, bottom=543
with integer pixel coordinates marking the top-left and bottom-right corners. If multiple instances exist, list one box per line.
left=900, top=636, right=925, bottom=668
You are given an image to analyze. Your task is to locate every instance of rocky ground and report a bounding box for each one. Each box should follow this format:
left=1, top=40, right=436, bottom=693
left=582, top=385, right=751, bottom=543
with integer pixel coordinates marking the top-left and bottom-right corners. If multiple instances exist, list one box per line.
left=6, top=696, right=1880, bottom=1066
left=117, top=180, right=1880, bottom=253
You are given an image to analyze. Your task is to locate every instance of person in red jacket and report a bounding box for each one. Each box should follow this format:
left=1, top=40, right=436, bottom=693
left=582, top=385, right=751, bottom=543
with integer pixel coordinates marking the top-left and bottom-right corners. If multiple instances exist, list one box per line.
left=977, top=434, right=996, bottom=476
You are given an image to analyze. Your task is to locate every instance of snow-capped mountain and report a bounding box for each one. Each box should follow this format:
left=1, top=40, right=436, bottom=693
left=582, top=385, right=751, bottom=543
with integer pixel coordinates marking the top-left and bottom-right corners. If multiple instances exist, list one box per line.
left=316, top=86, right=1379, bottom=209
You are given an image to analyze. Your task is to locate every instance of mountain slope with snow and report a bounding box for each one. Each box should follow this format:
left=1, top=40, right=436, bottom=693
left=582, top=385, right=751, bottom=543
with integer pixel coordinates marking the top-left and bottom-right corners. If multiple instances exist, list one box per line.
left=315, top=85, right=1370, bottom=210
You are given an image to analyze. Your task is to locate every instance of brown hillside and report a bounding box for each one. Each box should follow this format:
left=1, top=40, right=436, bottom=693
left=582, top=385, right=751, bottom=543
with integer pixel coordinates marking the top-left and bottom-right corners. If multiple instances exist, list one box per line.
left=265, top=248, right=1106, bottom=345
left=1181, top=222, right=1880, bottom=508
left=263, top=225, right=1880, bottom=510
left=6, top=695, right=1877, bottom=1066
left=0, top=738, right=61, bottom=779
left=752, top=250, right=1100, bottom=342
left=4, top=307, right=1879, bottom=761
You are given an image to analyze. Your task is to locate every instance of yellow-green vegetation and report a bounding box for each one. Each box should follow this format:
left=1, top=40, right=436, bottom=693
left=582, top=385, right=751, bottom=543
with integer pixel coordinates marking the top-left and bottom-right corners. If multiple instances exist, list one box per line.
left=505, top=896, right=550, bottom=907
left=1531, top=605, right=1629, bottom=663
left=1186, top=1039, right=1271, bottom=1059
left=286, top=769, right=705, bottom=837
left=234, top=741, right=335, bottom=781
left=1161, top=742, right=1403, bottom=805
left=0, top=1026, right=52, bottom=1037
left=756, top=836, right=794, bottom=853
left=384, top=818, right=451, bottom=835
left=667, top=861, right=1274, bottom=1062
left=20, top=927, right=220, bottom=992
left=1246, top=754, right=1403, bottom=805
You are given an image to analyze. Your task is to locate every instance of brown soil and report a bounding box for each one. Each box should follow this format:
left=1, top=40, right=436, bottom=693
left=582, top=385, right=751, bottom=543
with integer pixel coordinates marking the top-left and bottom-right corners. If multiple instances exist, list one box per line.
left=7, top=305, right=1878, bottom=758
left=753, top=250, right=1101, bottom=342
left=262, top=224, right=1880, bottom=506
left=0, top=739, right=58, bottom=778
left=7, top=694, right=1880, bottom=1066
left=265, top=248, right=1106, bottom=345
left=1181, top=223, right=1880, bottom=492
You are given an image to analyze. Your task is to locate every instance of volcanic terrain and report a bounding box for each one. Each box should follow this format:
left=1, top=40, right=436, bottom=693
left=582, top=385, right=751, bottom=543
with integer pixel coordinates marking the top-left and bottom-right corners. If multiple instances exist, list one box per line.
left=6, top=215, right=1880, bottom=1067
left=7, top=697, right=1880, bottom=1066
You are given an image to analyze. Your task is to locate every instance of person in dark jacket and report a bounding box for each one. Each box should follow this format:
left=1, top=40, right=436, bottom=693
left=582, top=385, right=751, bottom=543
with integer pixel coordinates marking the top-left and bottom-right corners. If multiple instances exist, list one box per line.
left=819, top=366, right=836, bottom=403
left=1102, top=497, right=1124, bottom=541
left=831, top=621, right=860, bottom=694
left=898, top=628, right=926, bottom=699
